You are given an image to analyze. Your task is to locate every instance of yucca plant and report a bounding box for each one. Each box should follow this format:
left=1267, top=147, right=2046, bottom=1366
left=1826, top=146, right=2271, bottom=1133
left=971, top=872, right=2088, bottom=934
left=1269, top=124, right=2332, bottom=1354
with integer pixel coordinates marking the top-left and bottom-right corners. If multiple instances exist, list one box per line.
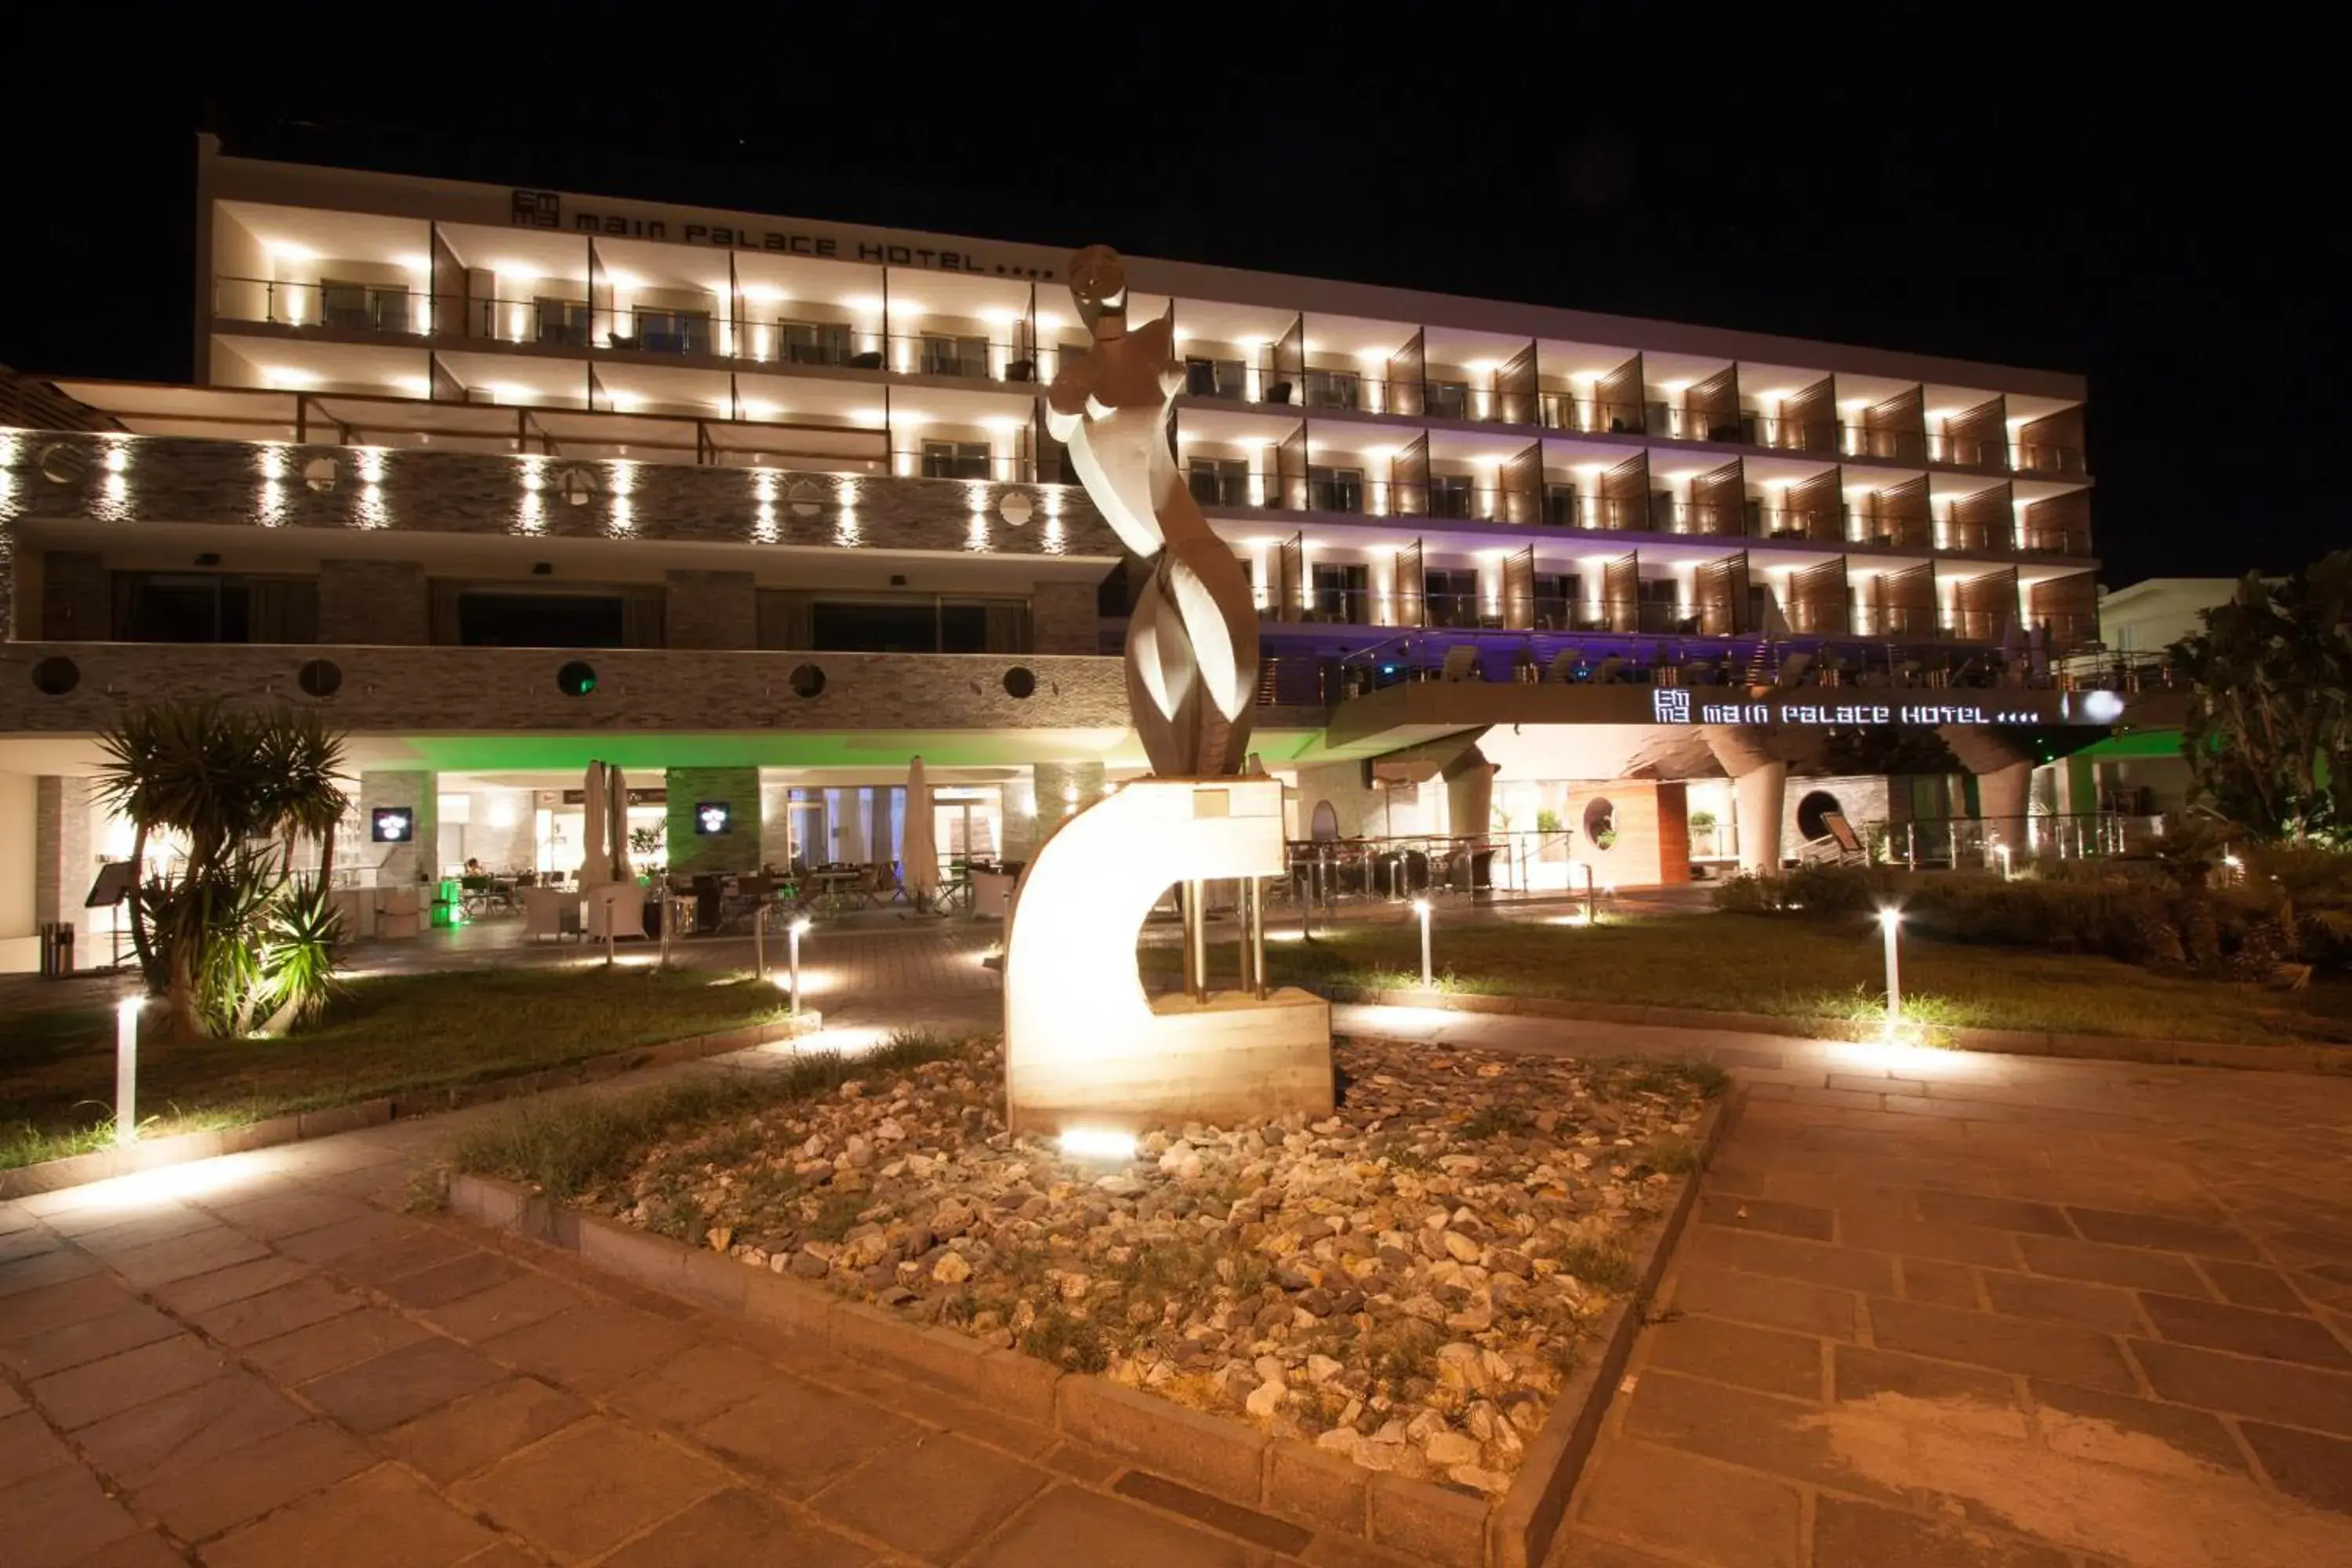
left=94, top=701, right=353, bottom=1042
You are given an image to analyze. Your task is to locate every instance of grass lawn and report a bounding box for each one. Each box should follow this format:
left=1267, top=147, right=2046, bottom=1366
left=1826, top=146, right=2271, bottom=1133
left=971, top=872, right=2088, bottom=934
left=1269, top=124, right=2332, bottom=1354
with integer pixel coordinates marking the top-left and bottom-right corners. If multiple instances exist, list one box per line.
left=0, top=966, right=788, bottom=1170
left=1148, top=910, right=2352, bottom=1048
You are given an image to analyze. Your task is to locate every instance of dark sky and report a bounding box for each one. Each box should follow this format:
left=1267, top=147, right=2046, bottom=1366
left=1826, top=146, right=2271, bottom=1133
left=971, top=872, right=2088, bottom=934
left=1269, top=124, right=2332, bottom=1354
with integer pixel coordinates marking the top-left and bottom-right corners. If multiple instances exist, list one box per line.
left=2, top=25, right=2333, bottom=588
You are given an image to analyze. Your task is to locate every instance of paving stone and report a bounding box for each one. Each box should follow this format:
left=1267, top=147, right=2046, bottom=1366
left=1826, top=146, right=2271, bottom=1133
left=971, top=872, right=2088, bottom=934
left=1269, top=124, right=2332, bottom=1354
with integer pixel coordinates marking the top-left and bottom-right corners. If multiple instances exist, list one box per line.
left=603, top=1486, right=874, bottom=1568
left=146, top=1254, right=314, bottom=1316
left=1978, top=1270, right=2147, bottom=1333
left=691, top=1378, right=916, bottom=1499
left=56, top=1529, right=190, bottom=1567
left=2136, top=1291, right=2352, bottom=1368
left=2063, top=1207, right=2260, bottom=1261
left=1838, top=1212, right=2026, bottom=1269
left=421, top=1271, right=591, bottom=1342
left=452, top=1414, right=730, bottom=1559
left=1038, top=1439, right=1125, bottom=1485
left=99, top=1225, right=270, bottom=1287
left=2024, top=1379, right=2249, bottom=1475
left=816, top=1432, right=1051, bottom=1561
left=0, top=1274, right=136, bottom=1344
left=1868, top=1298, right=2136, bottom=1392
left=28, top=1334, right=230, bottom=1430
left=0, top=1464, right=141, bottom=1568
left=606, top=1343, right=776, bottom=1429
left=1575, top=1438, right=1801, bottom=1567
left=2239, top=1421, right=2352, bottom=1516
left=1645, top=1315, right=1823, bottom=1400
left=2015, top=1234, right=2214, bottom=1296
left=209, top=1191, right=376, bottom=1242
left=1896, top=1257, right=1982, bottom=1309
left=1813, top=1493, right=2071, bottom=1567
left=1622, top=1371, right=1908, bottom=1503
left=129, top=1420, right=373, bottom=1541
left=380, top=1377, right=589, bottom=1485
left=67, top=1205, right=220, bottom=1254
left=0, top=1410, right=75, bottom=1489
left=1682, top=1225, right=1896, bottom=1294
left=191, top=1274, right=363, bottom=1347
left=0, top=1248, right=99, bottom=1298
left=73, top=1368, right=302, bottom=1484
left=967, top=1483, right=1267, bottom=1568
left=1697, top=1192, right=1835, bottom=1241
left=2196, top=1260, right=2307, bottom=1313
left=302, top=1337, right=506, bottom=1433
left=326, top=1229, right=479, bottom=1290
left=376, top=1250, right=522, bottom=1310
left=479, top=1302, right=697, bottom=1394
left=1546, top=1534, right=1691, bottom=1567
left=241, top=1305, right=428, bottom=1383
left=1834, top=1345, right=2024, bottom=1419
left=272, top=1211, right=419, bottom=1265
left=0, top=1303, right=180, bottom=1379
left=1668, top=1263, right=1857, bottom=1340
left=201, top=1462, right=495, bottom=1568
left=2131, top=1340, right=2352, bottom=1436
left=1912, top=1191, right=2078, bottom=1239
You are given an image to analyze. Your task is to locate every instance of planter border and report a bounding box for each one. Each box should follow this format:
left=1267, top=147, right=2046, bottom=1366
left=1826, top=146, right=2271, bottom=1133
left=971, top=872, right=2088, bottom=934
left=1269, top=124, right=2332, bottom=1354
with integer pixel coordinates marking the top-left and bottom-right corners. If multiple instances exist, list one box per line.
left=443, top=1081, right=1740, bottom=1568
left=1316, top=984, right=2352, bottom=1076
left=0, top=1011, right=822, bottom=1200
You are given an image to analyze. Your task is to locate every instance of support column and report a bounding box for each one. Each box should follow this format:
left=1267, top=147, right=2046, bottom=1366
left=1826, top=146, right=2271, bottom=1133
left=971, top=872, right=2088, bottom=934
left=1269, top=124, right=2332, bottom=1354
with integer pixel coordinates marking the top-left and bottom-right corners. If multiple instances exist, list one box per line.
left=1441, top=745, right=1495, bottom=841
left=665, top=767, right=761, bottom=875
left=1976, top=760, right=2032, bottom=852
left=1705, top=728, right=1788, bottom=877
left=358, top=770, right=437, bottom=887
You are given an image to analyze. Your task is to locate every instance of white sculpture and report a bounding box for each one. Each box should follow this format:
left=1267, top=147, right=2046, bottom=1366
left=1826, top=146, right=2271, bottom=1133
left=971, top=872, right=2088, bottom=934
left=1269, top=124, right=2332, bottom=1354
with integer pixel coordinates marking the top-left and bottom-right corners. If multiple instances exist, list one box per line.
left=1004, top=246, right=1331, bottom=1134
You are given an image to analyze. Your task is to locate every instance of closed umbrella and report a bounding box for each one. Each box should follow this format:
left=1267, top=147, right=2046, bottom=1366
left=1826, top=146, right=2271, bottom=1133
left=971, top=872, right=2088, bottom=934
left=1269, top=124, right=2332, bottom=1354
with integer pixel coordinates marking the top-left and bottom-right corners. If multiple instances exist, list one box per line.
left=581, top=762, right=608, bottom=889
left=608, top=765, right=633, bottom=885
left=903, top=755, right=938, bottom=906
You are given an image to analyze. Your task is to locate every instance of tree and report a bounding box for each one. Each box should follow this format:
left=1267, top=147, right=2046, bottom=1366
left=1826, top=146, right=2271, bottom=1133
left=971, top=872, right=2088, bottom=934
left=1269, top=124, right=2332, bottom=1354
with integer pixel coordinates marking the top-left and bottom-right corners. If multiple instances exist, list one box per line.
left=2170, top=552, right=2352, bottom=843
left=94, top=702, right=353, bottom=1042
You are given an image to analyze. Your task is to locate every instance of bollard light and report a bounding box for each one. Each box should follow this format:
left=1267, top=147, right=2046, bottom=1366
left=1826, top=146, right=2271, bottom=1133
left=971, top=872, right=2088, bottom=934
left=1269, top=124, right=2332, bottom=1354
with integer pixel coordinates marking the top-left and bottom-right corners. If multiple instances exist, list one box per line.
left=787, top=915, right=812, bottom=1014
left=1878, top=907, right=1903, bottom=1038
left=1412, top=898, right=1434, bottom=989
left=753, top=902, right=766, bottom=981
left=114, top=996, right=141, bottom=1146
left=1994, top=842, right=2013, bottom=881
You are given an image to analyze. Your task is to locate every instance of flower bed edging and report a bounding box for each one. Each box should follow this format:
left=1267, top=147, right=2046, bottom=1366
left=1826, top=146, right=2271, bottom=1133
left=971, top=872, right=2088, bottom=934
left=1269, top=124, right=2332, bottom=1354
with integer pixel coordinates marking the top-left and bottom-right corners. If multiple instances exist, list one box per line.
left=442, top=1082, right=1740, bottom=1568
left=1318, top=985, right=2351, bottom=1075
left=0, top=1012, right=822, bottom=1200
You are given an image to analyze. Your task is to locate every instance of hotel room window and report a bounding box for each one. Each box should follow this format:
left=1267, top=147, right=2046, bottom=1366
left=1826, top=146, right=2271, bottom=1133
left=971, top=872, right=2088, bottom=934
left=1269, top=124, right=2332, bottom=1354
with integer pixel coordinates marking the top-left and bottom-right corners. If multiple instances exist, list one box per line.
left=1423, top=568, right=1479, bottom=628
left=781, top=320, right=855, bottom=366
left=1184, top=358, right=1246, bottom=399
left=320, top=279, right=412, bottom=334
left=1305, top=465, right=1363, bottom=514
left=1302, top=368, right=1359, bottom=411
left=535, top=298, right=592, bottom=347
left=1187, top=456, right=1250, bottom=507
left=921, top=333, right=990, bottom=379
left=1425, top=379, right=1469, bottom=420
left=633, top=307, right=712, bottom=355
left=1430, top=474, right=1474, bottom=520
left=921, top=441, right=993, bottom=480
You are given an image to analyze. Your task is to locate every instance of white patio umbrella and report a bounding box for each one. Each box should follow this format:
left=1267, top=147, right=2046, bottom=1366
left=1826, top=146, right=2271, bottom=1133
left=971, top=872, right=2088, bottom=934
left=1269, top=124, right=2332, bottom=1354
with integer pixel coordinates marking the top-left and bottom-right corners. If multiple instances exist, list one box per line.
left=607, top=764, right=633, bottom=885
left=903, top=755, right=938, bottom=905
left=580, top=761, right=608, bottom=889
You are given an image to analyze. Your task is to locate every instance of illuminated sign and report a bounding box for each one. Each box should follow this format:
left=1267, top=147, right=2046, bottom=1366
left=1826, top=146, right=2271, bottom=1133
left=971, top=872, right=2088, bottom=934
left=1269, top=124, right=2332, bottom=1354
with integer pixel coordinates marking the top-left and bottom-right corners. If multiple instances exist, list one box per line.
left=1650, top=689, right=2067, bottom=728
left=510, top=190, right=1054, bottom=278
left=694, top=801, right=732, bottom=836
left=370, top=807, right=413, bottom=843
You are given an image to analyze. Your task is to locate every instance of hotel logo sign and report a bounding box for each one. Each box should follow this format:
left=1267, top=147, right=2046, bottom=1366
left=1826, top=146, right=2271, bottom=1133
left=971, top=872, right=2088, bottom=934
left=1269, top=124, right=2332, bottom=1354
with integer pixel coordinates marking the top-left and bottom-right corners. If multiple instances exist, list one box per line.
left=509, top=190, right=1055, bottom=278
left=1649, top=693, right=2050, bottom=727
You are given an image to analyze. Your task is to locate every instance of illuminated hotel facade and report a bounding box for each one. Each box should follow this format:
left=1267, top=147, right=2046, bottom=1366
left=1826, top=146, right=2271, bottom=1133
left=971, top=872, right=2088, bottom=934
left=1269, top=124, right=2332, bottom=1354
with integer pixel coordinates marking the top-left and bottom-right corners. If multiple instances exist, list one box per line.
left=0, top=135, right=2143, bottom=966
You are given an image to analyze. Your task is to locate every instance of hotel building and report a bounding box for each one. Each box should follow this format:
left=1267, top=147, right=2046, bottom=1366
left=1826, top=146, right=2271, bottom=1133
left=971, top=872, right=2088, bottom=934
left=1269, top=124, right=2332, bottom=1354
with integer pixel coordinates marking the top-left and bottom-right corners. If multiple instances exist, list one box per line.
left=0, top=135, right=2151, bottom=967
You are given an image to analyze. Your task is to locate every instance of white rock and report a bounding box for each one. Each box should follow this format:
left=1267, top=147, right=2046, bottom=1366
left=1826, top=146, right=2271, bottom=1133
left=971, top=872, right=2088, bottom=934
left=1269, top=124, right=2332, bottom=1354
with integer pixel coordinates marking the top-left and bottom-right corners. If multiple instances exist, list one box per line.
left=1425, top=1431, right=1480, bottom=1467
left=1245, top=1381, right=1287, bottom=1419
left=1305, top=1354, right=1345, bottom=1385
left=1315, top=1426, right=1363, bottom=1457
left=932, top=1251, right=972, bottom=1285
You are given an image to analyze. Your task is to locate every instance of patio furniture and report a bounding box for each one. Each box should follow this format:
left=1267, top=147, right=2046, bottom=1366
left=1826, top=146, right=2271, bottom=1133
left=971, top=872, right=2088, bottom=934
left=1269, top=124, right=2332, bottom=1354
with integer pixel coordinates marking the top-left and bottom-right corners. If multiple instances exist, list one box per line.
left=1439, top=645, right=1480, bottom=683
left=521, top=886, right=580, bottom=942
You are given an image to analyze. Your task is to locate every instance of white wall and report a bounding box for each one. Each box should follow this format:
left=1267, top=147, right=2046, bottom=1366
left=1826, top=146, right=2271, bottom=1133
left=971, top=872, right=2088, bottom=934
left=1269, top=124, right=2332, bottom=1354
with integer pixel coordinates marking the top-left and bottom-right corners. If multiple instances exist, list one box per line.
left=0, top=772, right=38, bottom=971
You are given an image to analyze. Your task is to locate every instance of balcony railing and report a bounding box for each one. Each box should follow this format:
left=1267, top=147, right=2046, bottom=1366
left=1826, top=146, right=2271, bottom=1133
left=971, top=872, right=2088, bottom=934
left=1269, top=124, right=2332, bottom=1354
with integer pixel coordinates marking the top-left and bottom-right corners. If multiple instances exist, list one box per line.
left=213, top=276, right=2089, bottom=476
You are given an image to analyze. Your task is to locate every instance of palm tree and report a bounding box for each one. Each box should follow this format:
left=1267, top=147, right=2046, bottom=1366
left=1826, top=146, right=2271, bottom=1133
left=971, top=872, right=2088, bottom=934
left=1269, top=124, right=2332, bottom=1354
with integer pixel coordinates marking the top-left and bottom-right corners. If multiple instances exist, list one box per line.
left=94, top=702, right=351, bottom=1043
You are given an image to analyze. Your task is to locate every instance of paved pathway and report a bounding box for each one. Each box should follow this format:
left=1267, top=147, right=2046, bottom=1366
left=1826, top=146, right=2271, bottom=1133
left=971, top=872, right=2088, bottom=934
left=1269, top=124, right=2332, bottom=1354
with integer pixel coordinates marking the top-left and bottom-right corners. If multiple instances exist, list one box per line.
left=6, top=979, right=2351, bottom=1564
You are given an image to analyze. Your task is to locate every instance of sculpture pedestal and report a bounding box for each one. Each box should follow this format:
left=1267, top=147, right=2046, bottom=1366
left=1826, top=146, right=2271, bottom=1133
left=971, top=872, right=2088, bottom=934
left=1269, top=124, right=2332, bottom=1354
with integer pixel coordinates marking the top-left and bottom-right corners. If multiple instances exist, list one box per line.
left=1007, top=986, right=1333, bottom=1134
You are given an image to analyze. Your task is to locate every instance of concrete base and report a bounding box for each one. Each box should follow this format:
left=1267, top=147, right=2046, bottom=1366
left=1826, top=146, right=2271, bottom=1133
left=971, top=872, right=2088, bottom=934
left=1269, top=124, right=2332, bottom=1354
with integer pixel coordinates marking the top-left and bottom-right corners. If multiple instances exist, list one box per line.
left=1007, top=986, right=1334, bottom=1133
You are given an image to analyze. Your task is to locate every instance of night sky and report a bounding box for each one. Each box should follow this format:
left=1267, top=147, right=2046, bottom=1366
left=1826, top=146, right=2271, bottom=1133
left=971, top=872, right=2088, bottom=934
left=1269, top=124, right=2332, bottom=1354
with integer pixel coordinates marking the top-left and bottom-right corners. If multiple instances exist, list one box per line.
left=1, top=33, right=2331, bottom=590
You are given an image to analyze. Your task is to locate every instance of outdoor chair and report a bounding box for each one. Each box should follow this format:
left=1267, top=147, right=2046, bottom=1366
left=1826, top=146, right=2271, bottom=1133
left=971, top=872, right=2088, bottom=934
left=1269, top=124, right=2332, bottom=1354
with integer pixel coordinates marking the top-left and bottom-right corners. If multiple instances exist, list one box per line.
left=1773, top=650, right=1813, bottom=689
left=1592, top=655, right=1625, bottom=684
left=1545, top=649, right=1581, bottom=683
left=1439, top=645, right=1480, bottom=682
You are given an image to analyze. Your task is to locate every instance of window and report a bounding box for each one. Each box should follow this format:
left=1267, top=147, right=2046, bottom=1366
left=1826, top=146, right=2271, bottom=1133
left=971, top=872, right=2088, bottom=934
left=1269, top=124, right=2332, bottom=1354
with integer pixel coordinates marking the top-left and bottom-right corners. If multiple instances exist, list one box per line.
left=1430, top=474, right=1474, bottom=520
left=921, top=334, right=990, bottom=378
left=1306, top=465, right=1363, bottom=514
left=1532, top=572, right=1578, bottom=630
left=1187, top=456, right=1250, bottom=507
left=1424, top=568, right=1479, bottom=628
left=1426, top=379, right=1469, bottom=420
left=922, top=441, right=993, bottom=480
left=632, top=307, right=711, bottom=355
left=1310, top=563, right=1369, bottom=622
left=1184, top=358, right=1246, bottom=400
left=1543, top=482, right=1579, bottom=526
left=535, top=297, right=592, bottom=347
left=1638, top=576, right=1682, bottom=634
left=321, top=279, right=412, bottom=333
left=456, top=593, right=627, bottom=648
left=112, top=572, right=318, bottom=644
left=1303, top=369, right=1359, bottom=410
left=781, top=320, right=855, bottom=366
left=807, top=597, right=1029, bottom=653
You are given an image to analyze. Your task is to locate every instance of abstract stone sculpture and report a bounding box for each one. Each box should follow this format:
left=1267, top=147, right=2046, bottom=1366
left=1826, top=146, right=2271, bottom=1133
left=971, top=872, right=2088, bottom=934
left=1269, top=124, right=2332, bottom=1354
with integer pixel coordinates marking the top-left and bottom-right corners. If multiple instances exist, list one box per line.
left=1046, top=245, right=1258, bottom=777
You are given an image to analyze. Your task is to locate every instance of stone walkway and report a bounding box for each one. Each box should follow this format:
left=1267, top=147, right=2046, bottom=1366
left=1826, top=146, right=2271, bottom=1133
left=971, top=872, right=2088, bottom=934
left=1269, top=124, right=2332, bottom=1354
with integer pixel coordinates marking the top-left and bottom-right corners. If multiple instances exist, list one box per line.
left=1336, top=1005, right=2352, bottom=1566
left=5, top=985, right=2352, bottom=1565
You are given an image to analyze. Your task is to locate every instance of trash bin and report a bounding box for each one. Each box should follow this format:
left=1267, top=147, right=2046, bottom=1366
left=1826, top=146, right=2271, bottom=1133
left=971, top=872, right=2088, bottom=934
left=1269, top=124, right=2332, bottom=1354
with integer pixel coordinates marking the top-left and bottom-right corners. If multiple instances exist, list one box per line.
left=38, top=920, right=74, bottom=978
